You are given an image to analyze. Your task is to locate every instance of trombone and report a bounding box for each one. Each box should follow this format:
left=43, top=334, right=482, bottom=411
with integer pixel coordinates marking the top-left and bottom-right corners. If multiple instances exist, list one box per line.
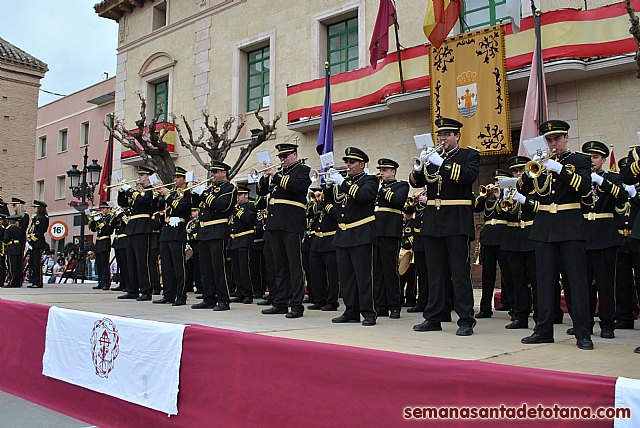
left=525, top=150, right=557, bottom=178
left=103, top=178, right=138, bottom=190
left=412, top=143, right=445, bottom=170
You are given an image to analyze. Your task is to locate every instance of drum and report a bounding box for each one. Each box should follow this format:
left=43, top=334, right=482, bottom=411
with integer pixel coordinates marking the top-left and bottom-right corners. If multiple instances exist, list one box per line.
left=398, top=249, right=413, bottom=276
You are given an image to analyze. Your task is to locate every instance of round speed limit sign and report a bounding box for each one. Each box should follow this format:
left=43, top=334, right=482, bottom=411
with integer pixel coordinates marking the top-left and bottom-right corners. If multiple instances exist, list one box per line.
left=49, top=221, right=69, bottom=241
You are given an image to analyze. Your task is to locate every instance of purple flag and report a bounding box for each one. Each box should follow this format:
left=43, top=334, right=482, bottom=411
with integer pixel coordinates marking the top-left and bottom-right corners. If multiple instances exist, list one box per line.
left=316, top=68, right=333, bottom=156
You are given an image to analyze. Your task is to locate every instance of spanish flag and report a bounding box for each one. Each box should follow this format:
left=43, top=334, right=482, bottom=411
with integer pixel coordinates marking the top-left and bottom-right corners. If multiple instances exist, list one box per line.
left=610, top=145, right=617, bottom=173
left=423, top=0, right=461, bottom=48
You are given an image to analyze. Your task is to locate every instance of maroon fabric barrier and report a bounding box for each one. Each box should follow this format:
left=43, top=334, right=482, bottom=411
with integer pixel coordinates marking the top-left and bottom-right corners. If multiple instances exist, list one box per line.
left=0, top=299, right=617, bottom=427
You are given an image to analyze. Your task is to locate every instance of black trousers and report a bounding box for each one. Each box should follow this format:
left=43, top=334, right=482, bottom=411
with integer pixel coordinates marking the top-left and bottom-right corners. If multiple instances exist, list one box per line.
left=231, top=247, right=252, bottom=298
left=336, top=244, right=376, bottom=321
left=149, top=247, right=161, bottom=293
left=160, top=240, right=186, bottom=301
left=586, top=247, right=617, bottom=330
left=535, top=240, right=590, bottom=339
left=423, top=236, right=474, bottom=326
left=269, top=230, right=304, bottom=312
left=198, top=239, right=229, bottom=305
left=263, top=232, right=279, bottom=303
left=29, top=248, right=43, bottom=286
left=0, top=255, right=6, bottom=285
left=414, top=250, right=430, bottom=308
left=114, top=247, right=128, bottom=290
left=250, top=248, right=266, bottom=296
left=374, top=237, right=402, bottom=312
left=505, top=250, right=536, bottom=322
left=302, top=249, right=311, bottom=299
left=479, top=244, right=513, bottom=312
left=125, top=234, right=151, bottom=296
left=96, top=250, right=110, bottom=288
left=615, top=249, right=640, bottom=322
left=8, top=254, right=21, bottom=287
left=185, top=251, right=202, bottom=293
left=401, top=264, right=417, bottom=305
left=309, top=250, right=339, bottom=306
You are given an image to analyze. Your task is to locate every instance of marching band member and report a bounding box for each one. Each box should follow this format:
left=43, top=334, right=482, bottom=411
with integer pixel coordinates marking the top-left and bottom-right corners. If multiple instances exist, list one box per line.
left=88, top=201, right=114, bottom=290
left=3, top=214, right=23, bottom=288
left=518, top=120, right=593, bottom=350
left=473, top=169, right=513, bottom=318
left=326, top=147, right=378, bottom=326
left=185, top=208, right=202, bottom=295
left=10, top=198, right=29, bottom=250
left=251, top=196, right=270, bottom=301
left=256, top=143, right=311, bottom=319
left=400, top=204, right=418, bottom=308
left=117, top=165, right=155, bottom=301
left=410, top=117, right=479, bottom=336
left=374, top=158, right=409, bottom=319
left=578, top=141, right=626, bottom=339
left=26, top=200, right=49, bottom=288
left=110, top=207, right=129, bottom=292
left=191, top=161, right=237, bottom=311
left=154, top=166, right=192, bottom=306
left=149, top=191, right=163, bottom=296
left=229, top=185, right=257, bottom=304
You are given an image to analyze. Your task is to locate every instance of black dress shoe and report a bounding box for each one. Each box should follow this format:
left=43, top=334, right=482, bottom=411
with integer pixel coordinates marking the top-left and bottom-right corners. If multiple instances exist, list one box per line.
left=566, top=327, right=574, bottom=335
left=321, top=304, right=339, bottom=311
left=302, top=297, right=312, bottom=304
left=153, top=297, right=175, bottom=304
left=285, top=311, right=303, bottom=319
left=456, top=324, right=474, bottom=336
left=137, top=294, right=152, bottom=301
left=118, top=293, right=139, bottom=300
left=262, top=306, right=288, bottom=315
left=634, top=346, right=640, bottom=354
left=615, top=320, right=634, bottom=329
left=213, top=302, right=230, bottom=311
left=600, top=329, right=615, bottom=339
left=307, top=303, right=324, bottom=310
left=413, top=320, right=442, bottom=332
left=521, top=333, right=554, bottom=344
left=92, top=285, right=102, bottom=289
left=230, top=297, right=244, bottom=303
left=475, top=310, right=493, bottom=319
left=256, top=300, right=271, bottom=306
left=191, top=302, right=216, bottom=309
left=505, top=320, right=529, bottom=329
left=495, top=305, right=511, bottom=312
left=389, top=309, right=401, bottom=319
left=242, top=297, right=253, bottom=304
left=407, top=305, right=425, bottom=313
left=332, top=315, right=360, bottom=323
left=172, top=298, right=186, bottom=307
left=576, top=338, right=594, bottom=350
left=362, top=319, right=376, bottom=326
left=111, top=286, right=126, bottom=291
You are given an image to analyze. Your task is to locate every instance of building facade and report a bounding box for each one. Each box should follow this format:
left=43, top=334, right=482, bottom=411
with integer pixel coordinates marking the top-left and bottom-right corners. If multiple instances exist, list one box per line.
left=35, top=78, right=115, bottom=252
left=0, top=37, right=47, bottom=204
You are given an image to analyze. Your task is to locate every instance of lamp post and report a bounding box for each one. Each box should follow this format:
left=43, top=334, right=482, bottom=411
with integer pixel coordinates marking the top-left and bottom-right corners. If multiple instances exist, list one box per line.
left=66, top=145, right=102, bottom=283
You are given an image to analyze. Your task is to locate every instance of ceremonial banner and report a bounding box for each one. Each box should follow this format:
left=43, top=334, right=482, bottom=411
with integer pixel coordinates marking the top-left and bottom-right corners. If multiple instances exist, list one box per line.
left=430, top=26, right=511, bottom=155
left=42, top=307, right=185, bottom=415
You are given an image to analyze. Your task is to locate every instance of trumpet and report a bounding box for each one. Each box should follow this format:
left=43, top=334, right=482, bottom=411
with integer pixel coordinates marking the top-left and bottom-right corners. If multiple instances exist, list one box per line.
left=499, top=188, right=517, bottom=212
left=405, top=189, right=427, bottom=206
left=478, top=183, right=500, bottom=198
left=148, top=182, right=177, bottom=191
left=309, top=168, right=346, bottom=182
left=308, top=190, right=323, bottom=202
left=249, top=164, right=283, bottom=180
left=183, top=176, right=218, bottom=192
left=525, top=150, right=557, bottom=178
left=103, top=178, right=138, bottom=190
left=412, top=143, right=445, bottom=170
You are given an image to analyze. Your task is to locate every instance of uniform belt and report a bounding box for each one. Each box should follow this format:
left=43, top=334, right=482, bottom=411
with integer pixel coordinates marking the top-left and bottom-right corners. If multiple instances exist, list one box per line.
left=537, top=203, right=581, bottom=213
left=315, top=230, right=336, bottom=238
left=128, top=214, right=151, bottom=220
left=269, top=198, right=306, bottom=209
left=200, top=218, right=229, bottom=227
left=165, top=217, right=186, bottom=224
left=253, top=238, right=265, bottom=243
left=339, top=215, right=376, bottom=231
left=230, top=230, right=254, bottom=239
left=97, top=236, right=111, bottom=241
left=307, top=231, right=315, bottom=236
left=618, top=229, right=632, bottom=236
left=116, top=234, right=127, bottom=239
left=426, top=199, right=472, bottom=207
left=375, top=207, right=402, bottom=215
left=486, top=219, right=507, bottom=226
left=6, top=240, right=20, bottom=245
left=583, top=213, right=614, bottom=221
left=507, top=220, right=534, bottom=228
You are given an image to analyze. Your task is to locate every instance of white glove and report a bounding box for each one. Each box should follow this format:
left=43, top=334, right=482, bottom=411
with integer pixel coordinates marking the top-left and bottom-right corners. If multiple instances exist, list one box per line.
left=192, top=184, right=205, bottom=195
left=419, top=149, right=429, bottom=161
left=169, top=217, right=180, bottom=227
left=532, top=153, right=543, bottom=162
left=426, top=150, right=443, bottom=167
left=513, top=191, right=526, bottom=204
left=543, top=159, right=562, bottom=173
left=413, top=161, right=423, bottom=172
left=93, top=214, right=102, bottom=221
left=591, top=173, right=604, bottom=186
left=329, top=172, right=344, bottom=186
left=120, top=183, right=131, bottom=192
left=624, top=184, right=637, bottom=198
left=26, top=243, right=32, bottom=251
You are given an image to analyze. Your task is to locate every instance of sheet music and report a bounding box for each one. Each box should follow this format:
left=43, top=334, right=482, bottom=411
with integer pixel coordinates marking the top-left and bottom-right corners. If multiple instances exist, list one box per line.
left=413, top=133, right=434, bottom=150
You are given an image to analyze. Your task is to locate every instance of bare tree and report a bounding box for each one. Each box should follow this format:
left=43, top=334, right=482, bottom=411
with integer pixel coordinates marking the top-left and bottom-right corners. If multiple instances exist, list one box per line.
left=626, top=0, right=640, bottom=78
left=105, top=92, right=176, bottom=184
left=173, top=105, right=282, bottom=179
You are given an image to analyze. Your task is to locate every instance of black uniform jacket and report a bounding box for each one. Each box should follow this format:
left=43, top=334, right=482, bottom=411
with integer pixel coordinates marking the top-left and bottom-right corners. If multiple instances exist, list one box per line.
left=27, top=214, right=49, bottom=250
left=616, top=190, right=640, bottom=252
left=228, top=201, right=257, bottom=250
left=401, top=217, right=421, bottom=251
left=89, top=214, right=114, bottom=253
left=118, top=185, right=154, bottom=235
left=517, top=150, right=591, bottom=243
left=500, top=196, right=537, bottom=253
left=474, top=193, right=507, bottom=247
left=326, top=172, right=378, bottom=248
left=3, top=224, right=23, bottom=256
left=620, top=151, right=640, bottom=241
left=311, top=194, right=339, bottom=253
left=159, top=189, right=192, bottom=243
left=375, top=179, right=409, bottom=238
left=256, top=160, right=311, bottom=235
left=409, top=146, right=479, bottom=239
left=197, top=180, right=237, bottom=241
left=581, top=170, right=626, bottom=250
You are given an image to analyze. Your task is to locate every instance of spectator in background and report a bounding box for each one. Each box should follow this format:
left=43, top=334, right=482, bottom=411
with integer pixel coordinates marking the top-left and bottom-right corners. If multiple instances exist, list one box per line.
left=50, top=257, right=66, bottom=283
left=85, top=251, right=98, bottom=281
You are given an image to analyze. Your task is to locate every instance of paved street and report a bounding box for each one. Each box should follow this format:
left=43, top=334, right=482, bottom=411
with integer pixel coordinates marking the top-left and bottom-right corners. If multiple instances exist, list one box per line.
left=0, top=391, right=91, bottom=428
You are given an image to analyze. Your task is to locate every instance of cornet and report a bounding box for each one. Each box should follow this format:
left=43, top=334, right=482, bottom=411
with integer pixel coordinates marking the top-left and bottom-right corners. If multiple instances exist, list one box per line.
left=412, top=143, right=445, bottom=170
left=525, top=150, right=557, bottom=178
left=103, top=178, right=138, bottom=190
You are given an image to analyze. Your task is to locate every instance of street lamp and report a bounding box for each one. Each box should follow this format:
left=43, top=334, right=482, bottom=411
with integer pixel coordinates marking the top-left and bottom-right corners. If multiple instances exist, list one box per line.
left=66, top=145, right=102, bottom=282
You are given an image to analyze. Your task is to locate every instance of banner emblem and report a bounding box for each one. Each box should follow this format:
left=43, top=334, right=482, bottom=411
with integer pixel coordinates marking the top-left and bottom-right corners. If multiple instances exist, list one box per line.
left=90, top=317, right=120, bottom=378
left=457, top=71, right=478, bottom=118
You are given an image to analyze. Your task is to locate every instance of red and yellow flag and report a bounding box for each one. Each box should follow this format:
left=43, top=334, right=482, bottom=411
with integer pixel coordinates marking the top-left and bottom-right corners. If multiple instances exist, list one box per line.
left=423, top=0, right=461, bottom=48
left=609, top=145, right=617, bottom=172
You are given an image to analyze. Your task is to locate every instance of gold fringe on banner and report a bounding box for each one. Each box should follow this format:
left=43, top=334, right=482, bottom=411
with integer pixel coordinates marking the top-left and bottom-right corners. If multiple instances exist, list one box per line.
left=429, top=26, right=511, bottom=155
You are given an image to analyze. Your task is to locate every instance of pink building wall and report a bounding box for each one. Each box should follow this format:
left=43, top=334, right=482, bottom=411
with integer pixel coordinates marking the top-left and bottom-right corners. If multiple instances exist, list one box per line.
left=35, top=78, right=115, bottom=252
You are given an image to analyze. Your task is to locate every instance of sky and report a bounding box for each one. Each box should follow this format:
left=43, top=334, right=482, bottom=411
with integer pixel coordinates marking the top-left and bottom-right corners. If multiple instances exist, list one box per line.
left=1, top=0, right=118, bottom=106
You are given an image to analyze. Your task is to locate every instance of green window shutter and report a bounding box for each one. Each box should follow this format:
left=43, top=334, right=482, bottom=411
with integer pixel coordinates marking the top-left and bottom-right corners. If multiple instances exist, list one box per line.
left=327, top=17, right=358, bottom=75
left=247, top=46, right=270, bottom=111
